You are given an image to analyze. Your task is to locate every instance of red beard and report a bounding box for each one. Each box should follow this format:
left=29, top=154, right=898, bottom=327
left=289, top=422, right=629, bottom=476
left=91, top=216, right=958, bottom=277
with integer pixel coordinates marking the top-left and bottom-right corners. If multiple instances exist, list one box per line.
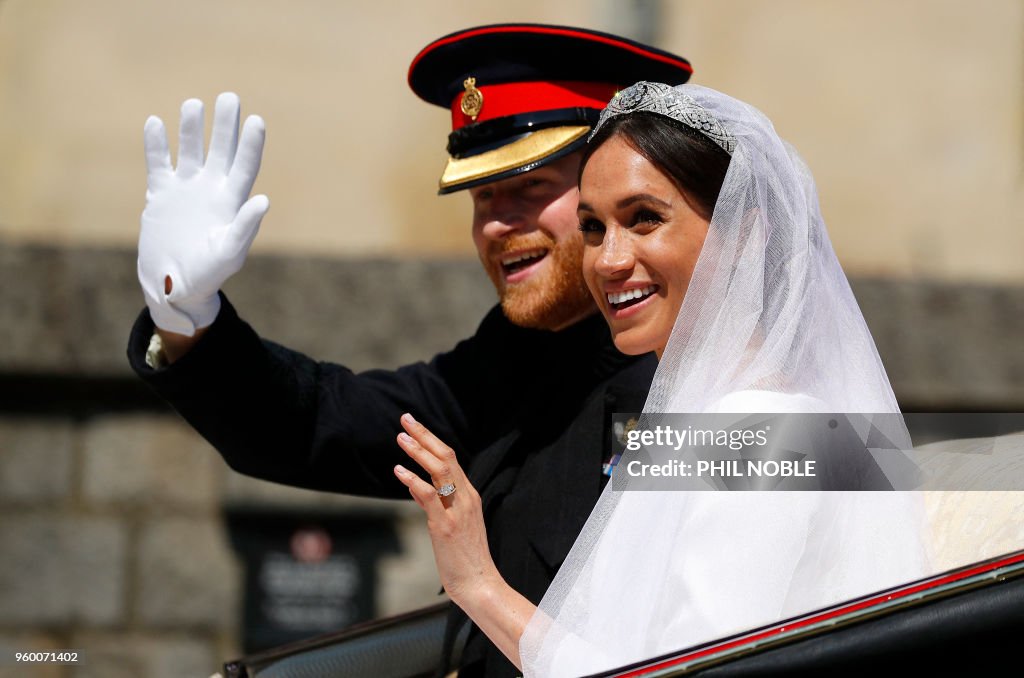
left=480, top=230, right=595, bottom=330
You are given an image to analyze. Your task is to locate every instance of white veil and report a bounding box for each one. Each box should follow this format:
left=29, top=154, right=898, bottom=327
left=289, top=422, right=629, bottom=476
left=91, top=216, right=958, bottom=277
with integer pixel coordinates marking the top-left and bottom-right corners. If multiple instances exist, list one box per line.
left=519, top=83, right=933, bottom=676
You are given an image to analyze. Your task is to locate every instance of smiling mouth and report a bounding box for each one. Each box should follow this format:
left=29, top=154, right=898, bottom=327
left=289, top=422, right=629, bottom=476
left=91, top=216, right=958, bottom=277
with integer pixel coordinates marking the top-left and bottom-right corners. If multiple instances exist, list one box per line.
left=606, top=285, right=659, bottom=311
left=501, top=249, right=548, bottom=276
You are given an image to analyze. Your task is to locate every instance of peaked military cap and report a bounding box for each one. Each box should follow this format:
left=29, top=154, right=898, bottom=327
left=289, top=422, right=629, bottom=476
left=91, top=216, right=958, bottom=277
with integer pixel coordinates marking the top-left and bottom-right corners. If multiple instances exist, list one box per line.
left=408, top=24, right=693, bottom=193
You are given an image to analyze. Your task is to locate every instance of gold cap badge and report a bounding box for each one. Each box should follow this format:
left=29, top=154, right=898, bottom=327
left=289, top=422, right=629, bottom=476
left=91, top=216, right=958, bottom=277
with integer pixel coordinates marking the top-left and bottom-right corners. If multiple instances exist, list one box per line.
left=460, top=77, right=484, bottom=120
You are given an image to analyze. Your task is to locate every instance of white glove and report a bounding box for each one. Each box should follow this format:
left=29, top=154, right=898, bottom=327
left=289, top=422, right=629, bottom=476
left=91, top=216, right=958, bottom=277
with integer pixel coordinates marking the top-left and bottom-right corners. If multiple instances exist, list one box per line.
left=138, top=92, right=269, bottom=336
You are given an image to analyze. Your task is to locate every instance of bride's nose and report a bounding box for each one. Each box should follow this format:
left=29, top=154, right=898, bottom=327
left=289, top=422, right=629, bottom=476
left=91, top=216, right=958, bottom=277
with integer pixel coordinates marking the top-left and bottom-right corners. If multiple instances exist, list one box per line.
left=593, top=227, right=635, bottom=278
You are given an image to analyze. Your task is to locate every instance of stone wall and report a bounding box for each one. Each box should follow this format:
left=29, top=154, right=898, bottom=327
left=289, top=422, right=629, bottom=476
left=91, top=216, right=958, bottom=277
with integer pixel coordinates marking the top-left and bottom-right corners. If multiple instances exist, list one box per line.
left=0, top=243, right=497, bottom=677
left=2, top=241, right=1019, bottom=406
left=0, top=412, right=447, bottom=678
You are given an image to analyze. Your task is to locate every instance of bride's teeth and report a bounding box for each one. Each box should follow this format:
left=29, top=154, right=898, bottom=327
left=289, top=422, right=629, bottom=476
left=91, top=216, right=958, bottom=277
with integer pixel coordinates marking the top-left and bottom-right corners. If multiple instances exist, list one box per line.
left=607, top=285, right=656, bottom=306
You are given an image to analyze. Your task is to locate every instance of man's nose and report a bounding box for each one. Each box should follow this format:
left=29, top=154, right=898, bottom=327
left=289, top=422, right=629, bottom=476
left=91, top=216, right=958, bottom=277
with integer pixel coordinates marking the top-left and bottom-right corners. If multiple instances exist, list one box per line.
left=594, top=229, right=635, bottom=278
left=478, top=195, right=528, bottom=241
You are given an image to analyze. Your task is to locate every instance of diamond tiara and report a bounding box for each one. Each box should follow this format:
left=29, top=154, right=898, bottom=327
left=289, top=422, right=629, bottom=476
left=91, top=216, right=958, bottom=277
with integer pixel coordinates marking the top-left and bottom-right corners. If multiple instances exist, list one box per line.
left=591, top=81, right=736, bottom=155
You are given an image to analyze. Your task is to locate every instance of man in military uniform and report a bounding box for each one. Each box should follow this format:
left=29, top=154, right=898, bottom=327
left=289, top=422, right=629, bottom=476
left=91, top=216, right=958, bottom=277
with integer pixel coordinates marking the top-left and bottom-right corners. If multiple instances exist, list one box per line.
left=129, top=24, right=692, bottom=677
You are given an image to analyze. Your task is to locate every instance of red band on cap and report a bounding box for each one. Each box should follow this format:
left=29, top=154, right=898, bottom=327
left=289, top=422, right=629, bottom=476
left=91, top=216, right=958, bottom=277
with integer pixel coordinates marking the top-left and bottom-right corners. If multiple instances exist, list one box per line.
left=451, top=80, right=618, bottom=130
left=408, top=25, right=694, bottom=87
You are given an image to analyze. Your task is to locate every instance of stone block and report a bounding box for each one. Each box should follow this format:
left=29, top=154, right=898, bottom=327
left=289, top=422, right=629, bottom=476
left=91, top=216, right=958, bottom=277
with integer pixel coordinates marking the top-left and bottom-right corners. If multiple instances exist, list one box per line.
left=135, top=518, right=239, bottom=630
left=0, top=419, right=74, bottom=503
left=217, top=255, right=496, bottom=371
left=68, top=632, right=215, bottom=678
left=1, top=240, right=1022, bottom=409
left=0, top=515, right=125, bottom=626
left=0, top=243, right=145, bottom=375
left=222, top=471, right=340, bottom=508
left=0, top=244, right=66, bottom=373
left=222, top=470, right=412, bottom=516
left=0, top=244, right=495, bottom=375
left=852, top=279, right=1024, bottom=408
left=0, top=633, right=70, bottom=678
left=81, top=415, right=221, bottom=510
left=377, top=512, right=445, bottom=617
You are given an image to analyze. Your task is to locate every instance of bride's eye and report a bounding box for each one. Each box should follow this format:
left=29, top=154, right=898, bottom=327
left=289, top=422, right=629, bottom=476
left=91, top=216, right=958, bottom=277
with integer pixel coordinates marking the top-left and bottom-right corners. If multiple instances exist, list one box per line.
left=632, top=209, right=664, bottom=227
left=578, top=218, right=604, bottom=234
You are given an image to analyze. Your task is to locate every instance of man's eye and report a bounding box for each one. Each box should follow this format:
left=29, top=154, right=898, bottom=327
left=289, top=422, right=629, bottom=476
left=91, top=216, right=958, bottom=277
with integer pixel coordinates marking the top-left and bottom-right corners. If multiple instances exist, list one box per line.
left=578, top=218, right=604, bottom=233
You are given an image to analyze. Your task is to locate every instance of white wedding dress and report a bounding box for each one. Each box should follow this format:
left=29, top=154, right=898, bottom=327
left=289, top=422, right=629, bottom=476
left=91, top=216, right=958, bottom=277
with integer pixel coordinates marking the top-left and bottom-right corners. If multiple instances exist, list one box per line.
left=523, top=392, right=931, bottom=676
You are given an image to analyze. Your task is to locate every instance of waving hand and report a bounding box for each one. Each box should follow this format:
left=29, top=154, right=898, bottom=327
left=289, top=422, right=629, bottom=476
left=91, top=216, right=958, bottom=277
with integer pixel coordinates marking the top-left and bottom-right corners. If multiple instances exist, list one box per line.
left=394, top=414, right=536, bottom=670
left=138, top=92, right=268, bottom=336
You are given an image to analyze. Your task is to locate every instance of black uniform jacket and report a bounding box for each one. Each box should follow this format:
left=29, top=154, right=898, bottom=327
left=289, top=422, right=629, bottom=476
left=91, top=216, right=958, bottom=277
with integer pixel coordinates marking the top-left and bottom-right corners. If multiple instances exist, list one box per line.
left=128, top=295, right=656, bottom=677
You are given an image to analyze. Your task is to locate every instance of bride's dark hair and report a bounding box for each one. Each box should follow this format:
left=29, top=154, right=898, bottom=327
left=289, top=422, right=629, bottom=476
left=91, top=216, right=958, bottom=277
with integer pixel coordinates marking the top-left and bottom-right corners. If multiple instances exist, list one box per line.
left=581, top=111, right=731, bottom=221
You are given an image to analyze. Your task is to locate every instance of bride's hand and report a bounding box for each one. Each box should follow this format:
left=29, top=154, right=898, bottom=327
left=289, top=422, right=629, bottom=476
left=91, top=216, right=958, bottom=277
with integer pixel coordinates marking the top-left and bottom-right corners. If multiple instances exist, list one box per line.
left=393, top=413, right=536, bottom=670
left=393, top=413, right=501, bottom=605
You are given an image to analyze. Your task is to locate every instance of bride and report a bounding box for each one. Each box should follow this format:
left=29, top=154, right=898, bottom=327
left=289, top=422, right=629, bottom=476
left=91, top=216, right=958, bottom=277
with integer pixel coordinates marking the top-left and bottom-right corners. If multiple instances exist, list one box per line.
left=392, top=82, right=932, bottom=675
